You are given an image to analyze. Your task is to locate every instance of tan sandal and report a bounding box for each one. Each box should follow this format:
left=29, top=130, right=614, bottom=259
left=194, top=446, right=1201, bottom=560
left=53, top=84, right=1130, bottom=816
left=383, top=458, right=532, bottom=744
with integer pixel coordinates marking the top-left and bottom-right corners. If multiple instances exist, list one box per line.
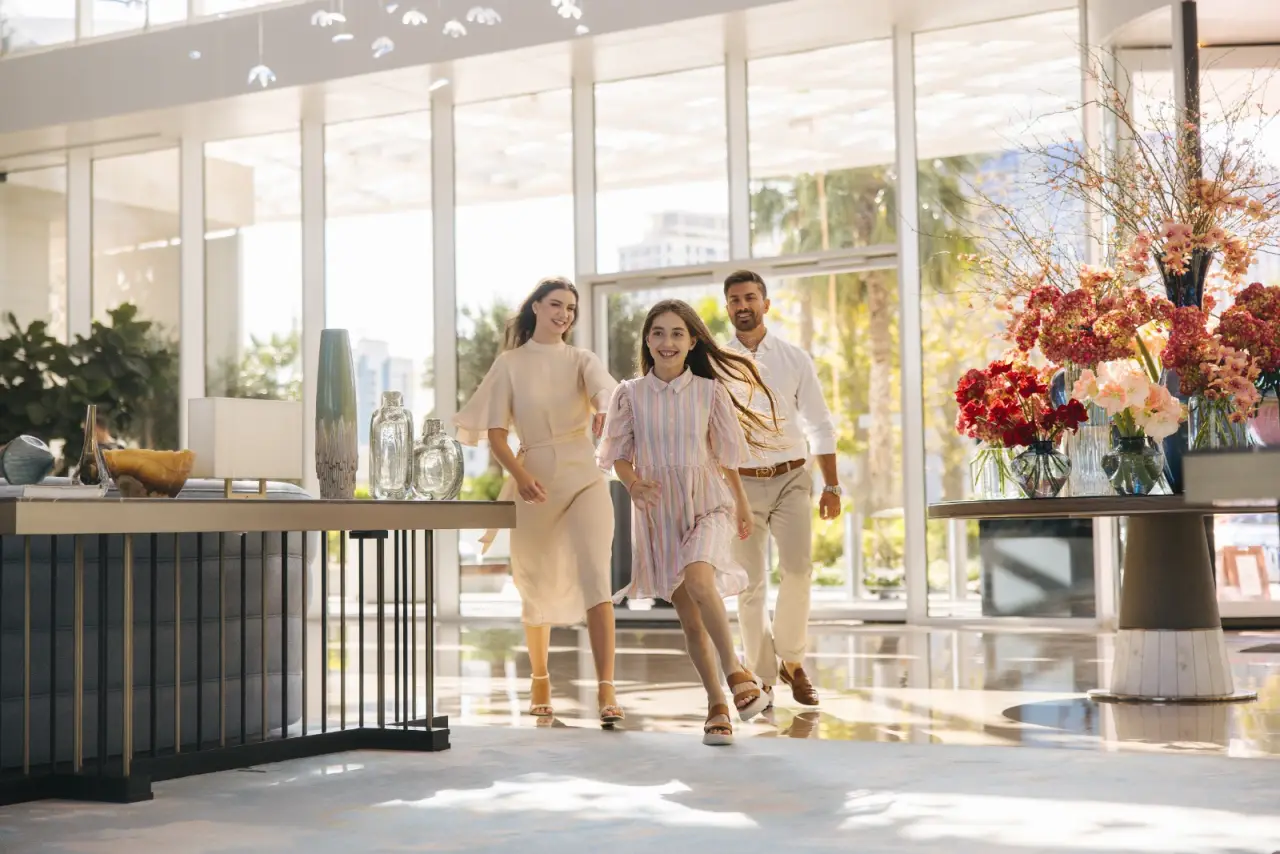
left=728, top=670, right=770, bottom=722
left=599, top=680, right=624, bottom=728
left=529, top=674, right=553, bottom=717
left=703, top=703, right=733, bottom=746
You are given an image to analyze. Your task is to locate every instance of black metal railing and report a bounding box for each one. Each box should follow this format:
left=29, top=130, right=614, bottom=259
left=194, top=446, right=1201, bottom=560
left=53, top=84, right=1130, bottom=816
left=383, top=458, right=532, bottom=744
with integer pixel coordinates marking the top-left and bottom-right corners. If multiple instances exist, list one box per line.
left=0, top=527, right=445, bottom=805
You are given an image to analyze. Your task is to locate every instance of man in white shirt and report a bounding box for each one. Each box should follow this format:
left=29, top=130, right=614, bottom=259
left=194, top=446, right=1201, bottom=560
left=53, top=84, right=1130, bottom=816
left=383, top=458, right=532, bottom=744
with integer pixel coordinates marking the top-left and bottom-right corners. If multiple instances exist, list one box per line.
left=723, top=269, right=841, bottom=708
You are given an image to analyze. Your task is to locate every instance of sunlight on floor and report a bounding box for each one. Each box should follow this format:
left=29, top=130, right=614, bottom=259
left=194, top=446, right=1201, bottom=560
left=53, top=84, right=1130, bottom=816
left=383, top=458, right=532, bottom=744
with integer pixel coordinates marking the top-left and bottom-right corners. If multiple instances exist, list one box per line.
left=379, top=773, right=759, bottom=829
left=841, top=789, right=1280, bottom=852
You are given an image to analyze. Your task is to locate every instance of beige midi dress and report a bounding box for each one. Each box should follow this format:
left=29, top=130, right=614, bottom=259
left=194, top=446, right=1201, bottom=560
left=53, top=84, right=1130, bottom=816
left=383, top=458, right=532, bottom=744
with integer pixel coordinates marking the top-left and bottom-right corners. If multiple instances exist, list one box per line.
left=454, top=340, right=617, bottom=626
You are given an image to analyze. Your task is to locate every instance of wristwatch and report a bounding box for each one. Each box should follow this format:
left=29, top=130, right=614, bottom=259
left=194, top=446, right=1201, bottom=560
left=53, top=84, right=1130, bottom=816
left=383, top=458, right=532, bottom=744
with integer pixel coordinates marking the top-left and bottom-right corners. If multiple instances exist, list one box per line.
left=822, top=485, right=843, bottom=496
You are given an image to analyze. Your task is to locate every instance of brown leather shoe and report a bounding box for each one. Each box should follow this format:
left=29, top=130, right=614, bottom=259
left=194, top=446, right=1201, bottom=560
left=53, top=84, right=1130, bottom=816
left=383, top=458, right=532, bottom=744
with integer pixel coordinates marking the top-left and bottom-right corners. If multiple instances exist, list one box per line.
left=779, top=664, right=819, bottom=706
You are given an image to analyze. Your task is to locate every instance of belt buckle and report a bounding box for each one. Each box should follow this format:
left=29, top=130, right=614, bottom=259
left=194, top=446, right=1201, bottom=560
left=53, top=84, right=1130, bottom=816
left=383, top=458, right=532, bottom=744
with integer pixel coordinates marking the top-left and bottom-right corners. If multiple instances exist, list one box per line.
left=765, top=463, right=778, bottom=478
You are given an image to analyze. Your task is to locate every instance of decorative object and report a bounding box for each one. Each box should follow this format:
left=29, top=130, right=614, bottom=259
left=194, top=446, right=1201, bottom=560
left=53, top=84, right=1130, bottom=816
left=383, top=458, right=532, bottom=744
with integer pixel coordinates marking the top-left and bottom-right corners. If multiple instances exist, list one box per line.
left=372, top=36, right=394, bottom=58
left=72, top=404, right=109, bottom=488
left=402, top=7, right=427, bottom=25
left=315, top=329, right=359, bottom=499
left=0, top=435, right=55, bottom=485
left=1056, top=363, right=1112, bottom=496
left=466, top=6, right=500, bottom=25
left=1102, top=435, right=1168, bottom=496
left=413, top=418, right=464, bottom=500
left=1010, top=441, right=1070, bottom=499
left=954, top=359, right=1087, bottom=499
left=442, top=18, right=466, bottom=36
left=248, top=14, right=275, bottom=88
left=188, top=398, right=304, bottom=499
left=369, top=391, right=414, bottom=500
left=553, top=0, right=582, bottom=19
left=970, top=444, right=1017, bottom=500
left=1188, top=395, right=1250, bottom=451
left=104, top=449, right=196, bottom=498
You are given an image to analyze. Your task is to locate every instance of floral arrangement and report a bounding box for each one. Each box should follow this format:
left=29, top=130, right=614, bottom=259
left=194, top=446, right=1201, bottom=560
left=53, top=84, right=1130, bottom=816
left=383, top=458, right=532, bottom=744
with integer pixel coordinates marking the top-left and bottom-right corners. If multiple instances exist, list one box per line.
left=955, top=361, right=1088, bottom=448
left=1072, top=360, right=1184, bottom=441
left=1218, top=282, right=1280, bottom=397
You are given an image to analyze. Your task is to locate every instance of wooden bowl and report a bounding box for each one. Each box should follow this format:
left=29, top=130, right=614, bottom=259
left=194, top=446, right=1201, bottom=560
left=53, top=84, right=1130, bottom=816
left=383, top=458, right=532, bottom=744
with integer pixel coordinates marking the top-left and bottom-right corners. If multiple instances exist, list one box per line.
left=104, top=449, right=196, bottom=498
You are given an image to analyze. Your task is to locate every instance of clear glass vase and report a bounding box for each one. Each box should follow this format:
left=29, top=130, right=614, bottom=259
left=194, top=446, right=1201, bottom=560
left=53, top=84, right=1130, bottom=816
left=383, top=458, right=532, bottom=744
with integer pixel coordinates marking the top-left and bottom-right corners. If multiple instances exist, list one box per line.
left=1189, top=395, right=1250, bottom=450
left=1249, top=392, right=1280, bottom=447
left=970, top=444, right=1017, bottom=499
left=1011, top=441, right=1070, bottom=499
left=413, top=419, right=465, bottom=500
left=1102, top=435, right=1169, bottom=496
left=369, top=391, right=414, bottom=500
left=1060, top=363, right=1113, bottom=496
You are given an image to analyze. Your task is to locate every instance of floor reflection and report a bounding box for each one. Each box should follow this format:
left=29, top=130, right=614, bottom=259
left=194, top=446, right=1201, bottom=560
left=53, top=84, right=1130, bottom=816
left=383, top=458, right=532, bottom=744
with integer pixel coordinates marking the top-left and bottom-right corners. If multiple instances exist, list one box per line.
left=425, top=623, right=1280, bottom=759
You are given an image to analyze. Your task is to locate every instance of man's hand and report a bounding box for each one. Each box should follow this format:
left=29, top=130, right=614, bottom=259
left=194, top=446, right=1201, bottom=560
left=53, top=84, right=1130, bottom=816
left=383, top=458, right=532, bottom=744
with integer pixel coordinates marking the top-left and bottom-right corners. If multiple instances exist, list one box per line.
left=818, top=489, right=842, bottom=521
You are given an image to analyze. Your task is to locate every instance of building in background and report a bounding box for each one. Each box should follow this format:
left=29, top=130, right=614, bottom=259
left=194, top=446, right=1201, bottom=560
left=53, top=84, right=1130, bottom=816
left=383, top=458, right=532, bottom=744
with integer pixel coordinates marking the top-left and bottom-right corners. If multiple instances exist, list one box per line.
left=617, top=211, right=729, bottom=272
left=355, top=338, right=416, bottom=448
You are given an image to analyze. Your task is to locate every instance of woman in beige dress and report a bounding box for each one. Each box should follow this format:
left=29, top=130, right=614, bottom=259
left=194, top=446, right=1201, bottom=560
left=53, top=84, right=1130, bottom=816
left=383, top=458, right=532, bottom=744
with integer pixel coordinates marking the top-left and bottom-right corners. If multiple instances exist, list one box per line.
left=454, top=277, right=623, bottom=726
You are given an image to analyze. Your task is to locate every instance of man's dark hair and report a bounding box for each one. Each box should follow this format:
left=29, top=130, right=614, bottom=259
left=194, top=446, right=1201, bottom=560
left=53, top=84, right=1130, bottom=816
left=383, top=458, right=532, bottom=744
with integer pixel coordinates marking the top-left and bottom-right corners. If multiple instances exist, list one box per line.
left=723, top=269, right=767, bottom=299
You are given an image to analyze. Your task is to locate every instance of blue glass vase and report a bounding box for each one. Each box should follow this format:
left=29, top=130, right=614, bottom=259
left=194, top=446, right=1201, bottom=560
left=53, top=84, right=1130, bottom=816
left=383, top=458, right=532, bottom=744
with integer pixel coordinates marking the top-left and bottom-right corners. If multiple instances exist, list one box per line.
left=1156, top=249, right=1213, bottom=493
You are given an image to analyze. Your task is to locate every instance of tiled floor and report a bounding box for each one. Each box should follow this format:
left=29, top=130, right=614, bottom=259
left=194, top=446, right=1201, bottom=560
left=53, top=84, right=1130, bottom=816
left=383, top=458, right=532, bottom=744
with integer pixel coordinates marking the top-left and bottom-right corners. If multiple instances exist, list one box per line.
left=433, top=623, right=1280, bottom=758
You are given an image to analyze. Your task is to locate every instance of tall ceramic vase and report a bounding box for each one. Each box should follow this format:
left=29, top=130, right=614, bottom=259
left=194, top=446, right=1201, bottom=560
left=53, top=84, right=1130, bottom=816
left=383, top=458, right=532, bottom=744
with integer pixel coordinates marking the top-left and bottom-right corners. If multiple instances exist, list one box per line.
left=1157, top=248, right=1212, bottom=494
left=316, top=329, right=358, bottom=499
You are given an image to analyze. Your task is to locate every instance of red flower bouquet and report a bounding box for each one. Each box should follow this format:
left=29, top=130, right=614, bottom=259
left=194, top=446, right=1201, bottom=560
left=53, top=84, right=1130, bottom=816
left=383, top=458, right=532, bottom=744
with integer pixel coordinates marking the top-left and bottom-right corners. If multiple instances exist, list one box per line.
left=955, top=360, right=1089, bottom=449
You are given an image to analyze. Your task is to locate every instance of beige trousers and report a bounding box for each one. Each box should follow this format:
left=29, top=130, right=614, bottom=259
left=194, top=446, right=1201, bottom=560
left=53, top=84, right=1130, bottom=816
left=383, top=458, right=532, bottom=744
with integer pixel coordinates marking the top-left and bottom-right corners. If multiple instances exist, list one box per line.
left=733, top=466, right=813, bottom=686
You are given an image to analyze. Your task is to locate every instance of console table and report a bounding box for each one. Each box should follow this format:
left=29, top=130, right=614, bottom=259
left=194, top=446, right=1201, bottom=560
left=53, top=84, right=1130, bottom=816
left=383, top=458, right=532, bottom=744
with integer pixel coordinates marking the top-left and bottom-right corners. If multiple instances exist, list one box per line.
left=0, top=497, right=515, bottom=805
left=930, top=494, right=1274, bottom=704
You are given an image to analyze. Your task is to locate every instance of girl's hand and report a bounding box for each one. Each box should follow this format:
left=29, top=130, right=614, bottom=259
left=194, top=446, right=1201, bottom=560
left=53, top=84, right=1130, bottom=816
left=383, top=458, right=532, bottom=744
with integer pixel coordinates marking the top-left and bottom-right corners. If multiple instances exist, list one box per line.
left=592, top=412, right=607, bottom=439
left=628, top=479, right=661, bottom=510
left=515, top=472, right=548, bottom=504
left=735, top=503, right=753, bottom=540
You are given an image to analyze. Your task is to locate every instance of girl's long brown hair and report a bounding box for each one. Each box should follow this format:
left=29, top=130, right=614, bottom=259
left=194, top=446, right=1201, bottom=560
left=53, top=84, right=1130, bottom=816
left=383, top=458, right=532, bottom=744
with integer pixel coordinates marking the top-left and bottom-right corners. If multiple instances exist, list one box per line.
left=639, top=299, right=780, bottom=453
left=504, top=277, right=579, bottom=350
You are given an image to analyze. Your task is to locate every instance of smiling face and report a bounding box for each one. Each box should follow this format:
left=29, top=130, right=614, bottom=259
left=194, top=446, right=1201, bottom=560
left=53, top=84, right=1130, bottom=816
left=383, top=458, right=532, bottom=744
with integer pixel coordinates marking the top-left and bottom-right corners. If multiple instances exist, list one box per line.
left=532, top=288, right=577, bottom=340
left=726, top=280, right=769, bottom=333
left=646, top=311, right=693, bottom=372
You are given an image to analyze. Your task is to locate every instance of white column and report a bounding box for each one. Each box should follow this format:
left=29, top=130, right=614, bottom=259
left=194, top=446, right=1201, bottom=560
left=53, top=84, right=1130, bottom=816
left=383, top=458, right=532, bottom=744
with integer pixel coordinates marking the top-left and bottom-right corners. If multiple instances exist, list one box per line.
left=893, top=25, right=928, bottom=625
left=178, top=134, right=207, bottom=448
left=66, top=149, right=92, bottom=340
left=725, top=12, right=750, bottom=260
left=301, top=116, right=326, bottom=497
left=76, top=0, right=93, bottom=39
left=571, top=41, right=597, bottom=351
left=432, top=84, right=461, bottom=619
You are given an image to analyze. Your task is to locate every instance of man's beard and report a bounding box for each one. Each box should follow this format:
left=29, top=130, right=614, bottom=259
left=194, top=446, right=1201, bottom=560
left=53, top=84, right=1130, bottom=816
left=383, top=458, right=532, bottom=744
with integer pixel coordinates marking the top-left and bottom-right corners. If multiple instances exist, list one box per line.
left=732, top=310, right=761, bottom=332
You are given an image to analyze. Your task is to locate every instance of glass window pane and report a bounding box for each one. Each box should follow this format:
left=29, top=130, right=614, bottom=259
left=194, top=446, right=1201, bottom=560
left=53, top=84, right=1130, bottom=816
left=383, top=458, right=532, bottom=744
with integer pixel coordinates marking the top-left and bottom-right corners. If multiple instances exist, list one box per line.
left=0, top=0, right=76, bottom=53
left=915, top=10, right=1081, bottom=618
left=455, top=90, right=573, bottom=613
left=91, top=148, right=181, bottom=449
left=325, top=110, right=433, bottom=490
left=204, top=130, right=303, bottom=402
left=0, top=165, right=67, bottom=341
left=748, top=40, right=896, bottom=258
left=596, top=67, right=729, bottom=274
left=604, top=269, right=904, bottom=609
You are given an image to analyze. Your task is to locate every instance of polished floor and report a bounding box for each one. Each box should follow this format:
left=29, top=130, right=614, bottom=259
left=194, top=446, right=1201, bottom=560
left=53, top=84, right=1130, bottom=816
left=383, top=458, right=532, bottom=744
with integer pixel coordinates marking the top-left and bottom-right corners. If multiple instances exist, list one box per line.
left=434, top=623, right=1280, bottom=758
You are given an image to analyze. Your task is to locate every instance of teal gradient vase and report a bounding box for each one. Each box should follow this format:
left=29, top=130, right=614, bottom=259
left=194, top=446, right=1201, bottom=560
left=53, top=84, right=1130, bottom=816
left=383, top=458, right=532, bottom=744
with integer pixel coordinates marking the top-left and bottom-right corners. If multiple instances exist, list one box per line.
left=316, top=329, right=358, bottom=499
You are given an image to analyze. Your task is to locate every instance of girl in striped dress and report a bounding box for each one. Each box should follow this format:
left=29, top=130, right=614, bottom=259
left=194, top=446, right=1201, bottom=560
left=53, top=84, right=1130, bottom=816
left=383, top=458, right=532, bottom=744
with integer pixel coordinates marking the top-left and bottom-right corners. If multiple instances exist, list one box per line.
left=597, top=299, right=780, bottom=746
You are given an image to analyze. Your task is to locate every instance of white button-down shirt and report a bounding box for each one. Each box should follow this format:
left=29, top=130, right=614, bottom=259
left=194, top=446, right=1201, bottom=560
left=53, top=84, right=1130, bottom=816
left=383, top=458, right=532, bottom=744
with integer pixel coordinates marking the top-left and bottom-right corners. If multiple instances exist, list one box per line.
left=725, top=330, right=838, bottom=467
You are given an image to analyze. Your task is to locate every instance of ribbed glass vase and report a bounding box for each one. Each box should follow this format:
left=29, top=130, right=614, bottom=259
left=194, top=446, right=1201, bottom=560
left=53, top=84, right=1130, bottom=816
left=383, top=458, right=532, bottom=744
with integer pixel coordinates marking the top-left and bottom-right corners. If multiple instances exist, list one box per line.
left=1060, top=363, right=1113, bottom=496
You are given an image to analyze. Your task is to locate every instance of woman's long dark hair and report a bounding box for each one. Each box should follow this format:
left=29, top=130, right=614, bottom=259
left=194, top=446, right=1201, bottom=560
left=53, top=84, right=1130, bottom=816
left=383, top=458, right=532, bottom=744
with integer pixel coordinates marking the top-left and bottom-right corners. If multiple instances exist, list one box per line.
left=504, top=277, right=579, bottom=350
left=639, top=299, right=780, bottom=452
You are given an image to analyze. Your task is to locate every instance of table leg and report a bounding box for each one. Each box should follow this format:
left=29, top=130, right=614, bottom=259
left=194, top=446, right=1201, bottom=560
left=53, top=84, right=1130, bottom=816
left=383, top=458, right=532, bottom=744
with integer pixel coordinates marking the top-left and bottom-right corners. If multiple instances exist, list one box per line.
left=1089, top=512, right=1255, bottom=703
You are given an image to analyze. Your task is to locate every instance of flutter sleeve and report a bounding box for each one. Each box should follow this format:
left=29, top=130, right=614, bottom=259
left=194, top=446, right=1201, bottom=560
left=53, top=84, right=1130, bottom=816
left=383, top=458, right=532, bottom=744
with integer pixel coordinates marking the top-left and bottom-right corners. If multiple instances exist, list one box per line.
left=580, top=349, right=618, bottom=410
left=595, top=381, right=635, bottom=473
left=453, top=353, right=513, bottom=447
left=709, top=380, right=748, bottom=470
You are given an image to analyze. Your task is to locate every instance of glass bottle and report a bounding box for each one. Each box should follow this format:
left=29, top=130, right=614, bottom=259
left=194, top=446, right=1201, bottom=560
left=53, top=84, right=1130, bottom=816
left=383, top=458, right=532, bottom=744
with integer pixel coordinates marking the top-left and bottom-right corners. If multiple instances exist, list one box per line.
left=369, top=391, right=413, bottom=500
left=73, top=404, right=109, bottom=487
left=413, top=418, right=465, bottom=500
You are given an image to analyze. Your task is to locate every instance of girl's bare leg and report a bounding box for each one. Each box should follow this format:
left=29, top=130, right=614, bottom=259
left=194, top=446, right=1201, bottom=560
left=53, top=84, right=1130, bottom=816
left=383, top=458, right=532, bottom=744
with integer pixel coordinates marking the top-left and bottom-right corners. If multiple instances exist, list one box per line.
left=585, top=601, right=618, bottom=709
left=670, top=584, right=727, bottom=707
left=678, top=562, right=745, bottom=677
left=524, top=623, right=552, bottom=711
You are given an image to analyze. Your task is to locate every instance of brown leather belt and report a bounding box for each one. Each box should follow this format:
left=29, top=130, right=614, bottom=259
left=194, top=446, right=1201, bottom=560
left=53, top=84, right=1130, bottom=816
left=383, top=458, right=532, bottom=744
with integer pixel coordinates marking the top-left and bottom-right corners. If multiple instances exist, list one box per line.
left=738, top=459, right=805, bottom=479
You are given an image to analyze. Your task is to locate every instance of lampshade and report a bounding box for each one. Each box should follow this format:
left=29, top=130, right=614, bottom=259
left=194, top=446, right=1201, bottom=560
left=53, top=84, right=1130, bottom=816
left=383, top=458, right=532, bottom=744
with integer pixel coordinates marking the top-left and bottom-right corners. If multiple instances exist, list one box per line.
left=188, top=398, right=304, bottom=481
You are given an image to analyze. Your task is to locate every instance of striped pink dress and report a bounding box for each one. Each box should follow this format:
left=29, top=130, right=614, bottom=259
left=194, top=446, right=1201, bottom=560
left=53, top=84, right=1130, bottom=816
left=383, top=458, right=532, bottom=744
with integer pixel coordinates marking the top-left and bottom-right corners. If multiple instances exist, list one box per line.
left=597, top=369, right=750, bottom=601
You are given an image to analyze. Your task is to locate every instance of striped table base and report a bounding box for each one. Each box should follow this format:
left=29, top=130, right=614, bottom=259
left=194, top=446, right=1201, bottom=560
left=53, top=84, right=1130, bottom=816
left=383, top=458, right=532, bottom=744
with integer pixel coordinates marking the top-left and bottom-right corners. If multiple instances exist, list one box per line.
left=1089, top=628, right=1256, bottom=703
